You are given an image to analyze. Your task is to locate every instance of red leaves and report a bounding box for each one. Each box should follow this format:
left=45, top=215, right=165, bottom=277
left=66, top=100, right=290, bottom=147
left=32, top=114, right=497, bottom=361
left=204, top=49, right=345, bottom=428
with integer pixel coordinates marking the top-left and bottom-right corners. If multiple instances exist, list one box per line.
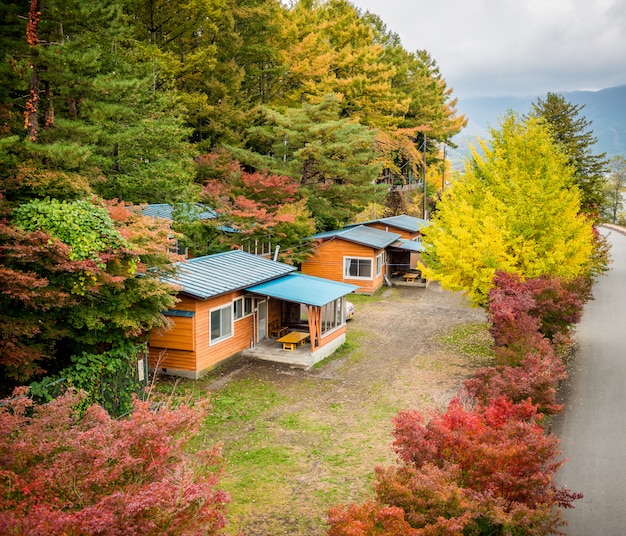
left=328, top=269, right=589, bottom=535
left=464, top=347, right=566, bottom=415
left=488, top=271, right=586, bottom=363
left=0, top=389, right=229, bottom=535
left=327, top=501, right=418, bottom=536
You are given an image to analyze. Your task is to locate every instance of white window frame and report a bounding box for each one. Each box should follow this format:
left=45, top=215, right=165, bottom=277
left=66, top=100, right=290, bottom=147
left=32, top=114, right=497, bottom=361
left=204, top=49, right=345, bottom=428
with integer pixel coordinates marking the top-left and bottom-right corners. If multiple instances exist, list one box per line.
left=343, top=256, right=373, bottom=280
left=376, top=251, right=386, bottom=276
left=209, top=304, right=234, bottom=344
left=233, top=296, right=253, bottom=320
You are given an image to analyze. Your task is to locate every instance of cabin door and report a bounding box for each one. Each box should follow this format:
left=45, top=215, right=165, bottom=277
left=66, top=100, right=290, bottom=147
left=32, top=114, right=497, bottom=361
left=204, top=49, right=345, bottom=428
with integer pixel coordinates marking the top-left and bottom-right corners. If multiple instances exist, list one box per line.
left=257, top=300, right=267, bottom=340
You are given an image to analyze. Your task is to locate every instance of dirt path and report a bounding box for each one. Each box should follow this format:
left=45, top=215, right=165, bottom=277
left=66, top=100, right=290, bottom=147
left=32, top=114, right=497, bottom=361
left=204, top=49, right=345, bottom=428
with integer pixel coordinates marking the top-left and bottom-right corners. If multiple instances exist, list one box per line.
left=166, top=284, right=489, bottom=535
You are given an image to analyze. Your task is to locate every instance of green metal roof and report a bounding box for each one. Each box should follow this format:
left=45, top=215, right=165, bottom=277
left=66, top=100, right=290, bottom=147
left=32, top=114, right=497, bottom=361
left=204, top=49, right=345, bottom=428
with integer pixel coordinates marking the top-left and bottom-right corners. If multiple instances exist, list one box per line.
left=142, top=203, right=217, bottom=221
left=163, top=250, right=296, bottom=300
left=246, top=273, right=358, bottom=306
left=390, top=238, right=425, bottom=252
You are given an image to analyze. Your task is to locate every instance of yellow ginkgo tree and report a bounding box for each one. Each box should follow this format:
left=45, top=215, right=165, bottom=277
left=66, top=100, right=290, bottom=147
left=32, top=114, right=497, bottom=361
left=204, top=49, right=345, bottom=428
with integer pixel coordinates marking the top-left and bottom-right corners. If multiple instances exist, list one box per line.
left=420, top=113, right=595, bottom=305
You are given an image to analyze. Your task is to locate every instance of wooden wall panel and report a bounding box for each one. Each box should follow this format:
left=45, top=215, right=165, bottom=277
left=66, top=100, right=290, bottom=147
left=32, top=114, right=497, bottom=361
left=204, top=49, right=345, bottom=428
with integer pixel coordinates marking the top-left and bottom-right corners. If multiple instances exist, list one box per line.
left=301, top=239, right=386, bottom=294
left=150, top=316, right=195, bottom=351
left=149, top=290, right=258, bottom=375
left=148, top=347, right=195, bottom=371
left=194, top=291, right=256, bottom=373
left=318, top=325, right=347, bottom=348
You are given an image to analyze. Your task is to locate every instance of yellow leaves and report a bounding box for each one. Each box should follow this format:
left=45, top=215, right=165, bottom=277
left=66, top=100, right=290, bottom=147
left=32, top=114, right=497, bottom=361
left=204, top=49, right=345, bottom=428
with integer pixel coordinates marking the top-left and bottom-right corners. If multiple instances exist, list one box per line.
left=422, top=114, right=595, bottom=305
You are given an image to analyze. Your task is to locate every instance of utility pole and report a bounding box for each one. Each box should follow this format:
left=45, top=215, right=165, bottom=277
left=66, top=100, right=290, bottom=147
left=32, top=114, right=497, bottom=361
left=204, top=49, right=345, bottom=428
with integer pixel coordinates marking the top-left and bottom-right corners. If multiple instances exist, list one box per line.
left=422, top=136, right=427, bottom=220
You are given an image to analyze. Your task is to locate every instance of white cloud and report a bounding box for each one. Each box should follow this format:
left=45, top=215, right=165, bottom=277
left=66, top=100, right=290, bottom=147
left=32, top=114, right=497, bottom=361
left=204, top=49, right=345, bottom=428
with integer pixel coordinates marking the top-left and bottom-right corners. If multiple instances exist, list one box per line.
left=350, top=0, right=626, bottom=97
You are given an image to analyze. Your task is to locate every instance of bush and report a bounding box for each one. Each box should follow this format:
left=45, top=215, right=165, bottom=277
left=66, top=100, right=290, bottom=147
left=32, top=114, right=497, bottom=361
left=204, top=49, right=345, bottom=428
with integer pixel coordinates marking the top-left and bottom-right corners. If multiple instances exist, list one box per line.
left=0, top=388, right=229, bottom=535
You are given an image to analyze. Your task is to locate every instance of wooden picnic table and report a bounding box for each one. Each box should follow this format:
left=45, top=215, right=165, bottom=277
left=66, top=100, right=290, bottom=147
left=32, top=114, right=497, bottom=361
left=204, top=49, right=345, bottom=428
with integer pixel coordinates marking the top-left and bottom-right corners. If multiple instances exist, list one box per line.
left=277, top=331, right=310, bottom=351
left=403, top=272, right=419, bottom=282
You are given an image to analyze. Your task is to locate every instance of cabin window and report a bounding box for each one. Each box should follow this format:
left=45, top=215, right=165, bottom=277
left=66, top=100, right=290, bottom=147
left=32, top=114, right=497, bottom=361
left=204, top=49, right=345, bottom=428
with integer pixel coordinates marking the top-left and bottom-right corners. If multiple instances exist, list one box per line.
left=210, top=304, right=233, bottom=343
left=320, top=297, right=346, bottom=335
left=376, top=252, right=386, bottom=276
left=344, top=257, right=372, bottom=279
left=233, top=296, right=253, bottom=320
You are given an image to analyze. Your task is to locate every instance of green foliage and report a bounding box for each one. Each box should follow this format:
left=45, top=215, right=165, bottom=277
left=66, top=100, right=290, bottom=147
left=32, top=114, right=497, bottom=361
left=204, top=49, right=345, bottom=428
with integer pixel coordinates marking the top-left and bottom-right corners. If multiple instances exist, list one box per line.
left=30, top=342, right=146, bottom=417
left=13, top=198, right=126, bottom=266
left=1, top=198, right=177, bottom=389
left=529, top=93, right=609, bottom=218
left=232, top=94, right=381, bottom=230
left=603, top=155, right=626, bottom=223
left=421, top=113, right=595, bottom=305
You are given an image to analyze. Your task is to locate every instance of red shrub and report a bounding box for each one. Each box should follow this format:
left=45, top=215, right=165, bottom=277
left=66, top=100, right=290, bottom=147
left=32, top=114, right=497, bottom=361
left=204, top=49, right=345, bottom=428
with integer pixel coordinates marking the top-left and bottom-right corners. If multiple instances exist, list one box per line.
left=0, top=388, right=229, bottom=536
left=464, top=342, right=566, bottom=415
left=392, top=397, right=579, bottom=510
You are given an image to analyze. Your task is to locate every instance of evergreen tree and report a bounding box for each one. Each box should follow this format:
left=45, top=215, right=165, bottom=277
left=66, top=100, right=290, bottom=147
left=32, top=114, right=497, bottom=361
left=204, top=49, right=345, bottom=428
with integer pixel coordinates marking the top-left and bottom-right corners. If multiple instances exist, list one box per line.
left=529, top=93, right=609, bottom=218
left=231, top=94, right=381, bottom=230
left=278, top=0, right=407, bottom=128
left=603, top=155, right=626, bottom=224
left=2, top=0, right=198, bottom=204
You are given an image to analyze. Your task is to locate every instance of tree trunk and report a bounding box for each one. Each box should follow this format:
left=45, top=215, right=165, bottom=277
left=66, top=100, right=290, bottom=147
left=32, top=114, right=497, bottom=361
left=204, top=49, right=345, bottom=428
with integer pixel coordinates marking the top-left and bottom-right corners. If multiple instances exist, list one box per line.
left=25, top=0, right=41, bottom=141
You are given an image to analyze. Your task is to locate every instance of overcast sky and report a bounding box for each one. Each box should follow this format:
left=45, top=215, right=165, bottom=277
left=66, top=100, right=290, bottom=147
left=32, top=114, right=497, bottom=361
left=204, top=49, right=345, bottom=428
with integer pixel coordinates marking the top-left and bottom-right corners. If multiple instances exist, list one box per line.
left=350, top=0, right=626, bottom=99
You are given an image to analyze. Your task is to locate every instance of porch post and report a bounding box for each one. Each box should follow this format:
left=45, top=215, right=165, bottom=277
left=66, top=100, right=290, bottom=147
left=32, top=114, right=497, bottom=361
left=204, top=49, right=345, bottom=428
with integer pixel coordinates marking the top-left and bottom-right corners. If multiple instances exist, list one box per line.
left=306, top=305, right=322, bottom=350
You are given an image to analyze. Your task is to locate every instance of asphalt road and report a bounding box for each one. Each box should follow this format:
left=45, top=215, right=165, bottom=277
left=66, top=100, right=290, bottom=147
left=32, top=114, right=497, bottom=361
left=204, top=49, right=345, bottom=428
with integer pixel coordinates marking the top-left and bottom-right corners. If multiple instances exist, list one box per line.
left=553, top=227, right=626, bottom=535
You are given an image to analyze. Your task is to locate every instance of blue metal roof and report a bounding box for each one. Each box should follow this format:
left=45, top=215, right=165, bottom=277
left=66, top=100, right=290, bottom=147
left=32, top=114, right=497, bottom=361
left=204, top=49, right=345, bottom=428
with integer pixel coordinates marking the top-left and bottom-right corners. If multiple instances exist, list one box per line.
left=164, top=250, right=296, bottom=299
left=390, top=238, right=425, bottom=252
left=345, top=215, right=429, bottom=233
left=311, top=225, right=400, bottom=249
left=246, top=273, right=358, bottom=306
left=142, top=203, right=217, bottom=221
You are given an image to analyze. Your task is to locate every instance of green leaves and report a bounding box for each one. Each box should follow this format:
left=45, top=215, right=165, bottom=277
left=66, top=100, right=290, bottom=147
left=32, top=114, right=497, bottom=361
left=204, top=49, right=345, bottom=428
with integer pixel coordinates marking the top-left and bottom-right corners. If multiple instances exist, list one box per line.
left=13, top=198, right=126, bottom=265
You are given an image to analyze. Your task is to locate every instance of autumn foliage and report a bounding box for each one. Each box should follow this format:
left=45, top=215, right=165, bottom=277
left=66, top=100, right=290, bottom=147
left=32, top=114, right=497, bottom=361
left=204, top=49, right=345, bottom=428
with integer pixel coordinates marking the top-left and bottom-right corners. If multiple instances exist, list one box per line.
left=328, top=398, right=580, bottom=535
left=328, top=269, right=589, bottom=535
left=0, top=388, right=229, bottom=536
left=487, top=271, right=587, bottom=359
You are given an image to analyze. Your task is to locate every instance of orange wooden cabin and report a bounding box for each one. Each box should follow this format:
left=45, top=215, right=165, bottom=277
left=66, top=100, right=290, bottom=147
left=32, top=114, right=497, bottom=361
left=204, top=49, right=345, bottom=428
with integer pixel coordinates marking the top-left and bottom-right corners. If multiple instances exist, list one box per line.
left=300, top=226, right=401, bottom=295
left=343, top=215, right=429, bottom=276
left=149, top=250, right=357, bottom=377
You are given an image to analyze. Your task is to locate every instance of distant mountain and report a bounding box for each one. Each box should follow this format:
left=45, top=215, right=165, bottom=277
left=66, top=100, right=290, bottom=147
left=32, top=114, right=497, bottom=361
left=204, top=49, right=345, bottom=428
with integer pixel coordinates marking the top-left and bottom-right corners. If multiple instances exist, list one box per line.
left=448, top=85, right=626, bottom=169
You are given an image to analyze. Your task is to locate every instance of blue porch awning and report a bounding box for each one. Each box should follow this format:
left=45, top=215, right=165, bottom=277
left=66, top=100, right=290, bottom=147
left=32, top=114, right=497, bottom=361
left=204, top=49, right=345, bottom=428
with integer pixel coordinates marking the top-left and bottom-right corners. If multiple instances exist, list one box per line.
left=246, top=273, right=358, bottom=307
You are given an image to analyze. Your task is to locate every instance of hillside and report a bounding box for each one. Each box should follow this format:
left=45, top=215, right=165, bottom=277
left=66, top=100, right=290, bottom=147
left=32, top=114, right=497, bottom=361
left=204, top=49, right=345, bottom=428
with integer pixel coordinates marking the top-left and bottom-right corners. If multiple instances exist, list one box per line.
left=449, top=85, right=626, bottom=168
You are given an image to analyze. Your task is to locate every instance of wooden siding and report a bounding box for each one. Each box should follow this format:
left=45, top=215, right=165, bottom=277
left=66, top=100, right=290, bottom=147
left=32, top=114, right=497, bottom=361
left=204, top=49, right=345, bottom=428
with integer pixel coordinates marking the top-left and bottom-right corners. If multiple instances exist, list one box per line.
left=148, top=291, right=257, bottom=375
left=301, top=239, right=385, bottom=294
left=319, top=324, right=347, bottom=348
left=150, top=316, right=195, bottom=351
left=267, top=299, right=282, bottom=328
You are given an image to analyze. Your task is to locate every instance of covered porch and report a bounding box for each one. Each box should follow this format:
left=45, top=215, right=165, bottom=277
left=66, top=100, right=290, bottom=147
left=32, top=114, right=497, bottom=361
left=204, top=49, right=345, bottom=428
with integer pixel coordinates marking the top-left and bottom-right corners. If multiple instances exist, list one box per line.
left=242, top=335, right=344, bottom=369
left=245, top=273, right=358, bottom=369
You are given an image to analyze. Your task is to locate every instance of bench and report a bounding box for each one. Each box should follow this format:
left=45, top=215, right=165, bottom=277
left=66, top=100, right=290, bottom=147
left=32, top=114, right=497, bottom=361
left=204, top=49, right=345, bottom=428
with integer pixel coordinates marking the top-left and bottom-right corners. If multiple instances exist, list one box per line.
left=277, top=331, right=310, bottom=351
left=269, top=320, right=288, bottom=339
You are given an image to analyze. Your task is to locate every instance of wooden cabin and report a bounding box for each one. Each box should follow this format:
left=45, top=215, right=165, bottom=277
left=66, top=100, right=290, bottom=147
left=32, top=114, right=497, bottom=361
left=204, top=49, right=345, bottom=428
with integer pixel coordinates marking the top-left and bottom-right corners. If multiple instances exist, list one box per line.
left=346, top=215, right=429, bottom=241
left=148, top=250, right=357, bottom=377
left=344, top=215, right=429, bottom=274
left=300, top=226, right=400, bottom=294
